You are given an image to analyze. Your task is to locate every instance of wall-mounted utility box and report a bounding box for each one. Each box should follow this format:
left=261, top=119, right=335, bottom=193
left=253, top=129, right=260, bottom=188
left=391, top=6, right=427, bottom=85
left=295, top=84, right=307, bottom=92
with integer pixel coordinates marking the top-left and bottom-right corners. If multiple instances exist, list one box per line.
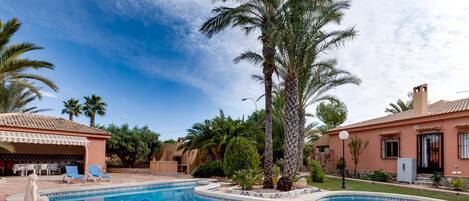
left=397, top=158, right=416, bottom=183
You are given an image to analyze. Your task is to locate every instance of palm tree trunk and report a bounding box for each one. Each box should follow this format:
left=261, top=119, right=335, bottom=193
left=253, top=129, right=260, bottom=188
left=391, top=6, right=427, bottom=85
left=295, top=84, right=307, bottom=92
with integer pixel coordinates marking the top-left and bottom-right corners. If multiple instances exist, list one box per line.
left=69, top=113, right=73, bottom=121
left=297, top=107, right=306, bottom=174
left=277, top=71, right=300, bottom=191
left=262, top=34, right=275, bottom=189
left=90, top=114, right=95, bottom=127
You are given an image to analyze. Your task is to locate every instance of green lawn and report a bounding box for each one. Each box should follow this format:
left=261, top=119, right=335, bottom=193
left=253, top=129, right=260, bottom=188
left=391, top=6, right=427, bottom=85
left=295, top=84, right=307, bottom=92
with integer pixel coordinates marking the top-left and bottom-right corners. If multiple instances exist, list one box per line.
left=307, top=177, right=469, bottom=201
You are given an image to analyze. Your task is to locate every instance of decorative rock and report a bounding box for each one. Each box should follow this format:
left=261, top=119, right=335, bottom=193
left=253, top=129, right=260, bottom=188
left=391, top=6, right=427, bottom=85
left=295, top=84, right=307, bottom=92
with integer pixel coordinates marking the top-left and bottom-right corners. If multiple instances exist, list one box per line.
left=227, top=185, right=321, bottom=199
left=293, top=178, right=308, bottom=189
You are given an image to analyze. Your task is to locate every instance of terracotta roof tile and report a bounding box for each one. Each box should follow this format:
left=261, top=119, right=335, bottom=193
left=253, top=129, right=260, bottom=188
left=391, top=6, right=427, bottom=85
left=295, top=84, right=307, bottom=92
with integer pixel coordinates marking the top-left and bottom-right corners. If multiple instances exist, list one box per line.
left=0, top=113, right=110, bottom=135
left=328, top=98, right=469, bottom=132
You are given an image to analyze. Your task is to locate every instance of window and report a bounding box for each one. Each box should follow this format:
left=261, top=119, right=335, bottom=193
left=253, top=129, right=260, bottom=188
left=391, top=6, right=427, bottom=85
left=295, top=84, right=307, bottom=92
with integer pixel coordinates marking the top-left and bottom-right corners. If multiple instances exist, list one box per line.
left=317, top=146, right=329, bottom=153
left=459, top=133, right=469, bottom=159
left=382, top=138, right=399, bottom=158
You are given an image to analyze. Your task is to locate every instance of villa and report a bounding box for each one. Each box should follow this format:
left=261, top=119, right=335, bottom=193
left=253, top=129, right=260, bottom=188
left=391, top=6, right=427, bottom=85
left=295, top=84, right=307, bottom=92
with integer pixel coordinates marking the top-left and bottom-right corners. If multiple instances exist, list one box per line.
left=323, top=84, right=469, bottom=178
left=0, top=113, right=110, bottom=176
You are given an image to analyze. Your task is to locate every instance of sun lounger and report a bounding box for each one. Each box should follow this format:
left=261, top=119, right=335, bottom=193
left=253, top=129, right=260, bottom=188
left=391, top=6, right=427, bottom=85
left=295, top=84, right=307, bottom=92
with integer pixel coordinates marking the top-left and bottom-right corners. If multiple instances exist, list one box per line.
left=63, top=166, right=85, bottom=183
left=88, top=164, right=111, bottom=182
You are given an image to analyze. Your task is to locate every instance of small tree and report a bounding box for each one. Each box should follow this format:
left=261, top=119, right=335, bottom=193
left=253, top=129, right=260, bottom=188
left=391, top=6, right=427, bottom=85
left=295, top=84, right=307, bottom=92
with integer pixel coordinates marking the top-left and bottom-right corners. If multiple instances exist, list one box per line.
left=223, top=137, right=260, bottom=176
left=348, top=135, right=369, bottom=178
left=105, top=124, right=161, bottom=168
left=309, top=160, right=325, bottom=183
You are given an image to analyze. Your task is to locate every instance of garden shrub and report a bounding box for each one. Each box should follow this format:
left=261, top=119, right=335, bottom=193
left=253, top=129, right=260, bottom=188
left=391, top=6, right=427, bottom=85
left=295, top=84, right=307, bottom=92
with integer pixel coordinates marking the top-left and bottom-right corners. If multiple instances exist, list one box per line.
left=370, top=169, right=389, bottom=182
left=232, top=169, right=262, bottom=190
left=451, top=178, right=465, bottom=191
left=272, top=165, right=281, bottom=185
left=223, top=137, right=260, bottom=176
left=192, top=160, right=224, bottom=178
left=430, top=172, right=444, bottom=188
left=309, top=160, right=325, bottom=183
left=336, top=158, right=344, bottom=175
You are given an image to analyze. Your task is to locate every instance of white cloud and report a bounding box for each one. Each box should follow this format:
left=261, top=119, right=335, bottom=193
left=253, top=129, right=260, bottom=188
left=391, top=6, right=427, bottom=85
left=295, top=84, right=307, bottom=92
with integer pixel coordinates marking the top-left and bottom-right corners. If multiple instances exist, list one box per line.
left=330, top=0, right=469, bottom=124
left=97, top=0, right=264, bottom=116
left=39, top=90, right=57, bottom=98
left=11, top=0, right=469, bottom=126
left=99, top=0, right=469, bottom=124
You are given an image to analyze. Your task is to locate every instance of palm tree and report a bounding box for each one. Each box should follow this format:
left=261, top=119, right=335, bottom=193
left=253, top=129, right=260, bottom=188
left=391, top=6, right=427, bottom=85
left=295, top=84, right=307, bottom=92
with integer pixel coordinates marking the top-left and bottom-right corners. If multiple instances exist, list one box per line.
left=0, top=18, right=58, bottom=95
left=179, top=120, right=219, bottom=160
left=0, top=83, right=51, bottom=113
left=385, top=99, right=412, bottom=114
left=200, top=0, right=285, bottom=189
left=62, top=98, right=82, bottom=121
left=296, top=65, right=360, bottom=172
left=83, top=94, right=106, bottom=127
left=275, top=0, right=356, bottom=190
left=178, top=110, right=262, bottom=161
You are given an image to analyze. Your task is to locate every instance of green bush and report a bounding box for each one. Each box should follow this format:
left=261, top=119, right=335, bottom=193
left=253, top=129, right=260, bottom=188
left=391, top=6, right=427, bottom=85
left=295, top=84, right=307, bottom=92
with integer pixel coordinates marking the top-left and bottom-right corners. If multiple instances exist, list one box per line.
left=223, top=137, right=260, bottom=176
left=430, top=172, right=444, bottom=188
left=370, top=169, right=389, bottom=182
left=336, top=158, right=344, bottom=175
left=272, top=165, right=281, bottom=185
left=309, top=160, right=325, bottom=183
left=451, top=178, right=465, bottom=191
left=192, top=160, right=224, bottom=178
left=232, top=169, right=262, bottom=190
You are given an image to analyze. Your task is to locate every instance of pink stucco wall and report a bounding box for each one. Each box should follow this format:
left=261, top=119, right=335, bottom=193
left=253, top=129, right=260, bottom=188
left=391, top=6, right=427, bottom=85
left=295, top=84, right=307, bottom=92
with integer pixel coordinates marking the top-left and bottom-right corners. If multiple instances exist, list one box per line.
left=327, top=111, right=469, bottom=178
left=86, top=137, right=107, bottom=170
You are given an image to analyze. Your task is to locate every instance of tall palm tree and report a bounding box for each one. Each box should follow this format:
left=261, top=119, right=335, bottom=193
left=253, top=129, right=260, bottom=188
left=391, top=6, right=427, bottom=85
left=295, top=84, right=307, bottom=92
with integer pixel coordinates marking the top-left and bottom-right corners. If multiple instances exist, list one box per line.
left=274, top=0, right=356, bottom=190
left=296, top=65, right=360, bottom=171
left=62, top=98, right=82, bottom=121
left=200, top=0, right=285, bottom=188
left=0, top=18, right=58, bottom=95
left=0, top=82, right=51, bottom=113
left=83, top=94, right=106, bottom=127
left=385, top=99, right=412, bottom=114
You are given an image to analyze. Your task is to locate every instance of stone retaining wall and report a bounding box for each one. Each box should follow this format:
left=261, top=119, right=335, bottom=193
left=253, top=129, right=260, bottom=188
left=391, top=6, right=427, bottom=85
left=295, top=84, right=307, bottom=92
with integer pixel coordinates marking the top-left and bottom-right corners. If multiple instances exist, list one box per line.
left=106, top=168, right=150, bottom=174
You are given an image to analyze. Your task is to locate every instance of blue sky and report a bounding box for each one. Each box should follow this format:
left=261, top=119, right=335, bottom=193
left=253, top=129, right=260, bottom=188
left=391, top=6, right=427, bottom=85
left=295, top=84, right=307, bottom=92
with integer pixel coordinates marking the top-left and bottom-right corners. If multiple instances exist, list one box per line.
left=2, top=0, right=469, bottom=139
left=0, top=0, right=238, bottom=139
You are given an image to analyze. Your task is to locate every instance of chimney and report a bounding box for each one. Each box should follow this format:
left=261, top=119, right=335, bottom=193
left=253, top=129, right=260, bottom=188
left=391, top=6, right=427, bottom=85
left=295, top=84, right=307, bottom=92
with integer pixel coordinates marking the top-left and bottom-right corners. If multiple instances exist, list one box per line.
left=412, top=84, right=428, bottom=117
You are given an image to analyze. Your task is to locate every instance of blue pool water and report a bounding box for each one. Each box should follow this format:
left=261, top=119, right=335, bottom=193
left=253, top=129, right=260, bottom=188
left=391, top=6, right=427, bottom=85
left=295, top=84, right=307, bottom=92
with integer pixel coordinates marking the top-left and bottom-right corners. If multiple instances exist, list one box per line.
left=47, top=182, right=215, bottom=201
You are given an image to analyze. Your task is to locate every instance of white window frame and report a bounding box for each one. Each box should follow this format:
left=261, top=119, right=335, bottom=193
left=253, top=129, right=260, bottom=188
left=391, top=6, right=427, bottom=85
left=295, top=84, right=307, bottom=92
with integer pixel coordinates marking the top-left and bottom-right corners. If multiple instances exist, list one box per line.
left=459, top=133, right=469, bottom=159
left=381, top=138, right=399, bottom=159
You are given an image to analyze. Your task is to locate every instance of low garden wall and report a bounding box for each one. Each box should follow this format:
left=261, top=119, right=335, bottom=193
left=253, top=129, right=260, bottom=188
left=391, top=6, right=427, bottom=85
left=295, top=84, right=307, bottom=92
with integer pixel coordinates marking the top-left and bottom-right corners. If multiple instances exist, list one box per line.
left=107, top=168, right=151, bottom=174
left=149, top=160, right=178, bottom=175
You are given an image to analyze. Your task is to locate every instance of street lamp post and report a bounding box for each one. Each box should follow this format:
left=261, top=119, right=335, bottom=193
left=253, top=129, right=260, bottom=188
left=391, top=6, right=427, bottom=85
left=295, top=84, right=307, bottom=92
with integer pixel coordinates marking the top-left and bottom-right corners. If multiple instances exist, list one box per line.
left=241, top=97, right=258, bottom=111
left=339, top=130, right=349, bottom=189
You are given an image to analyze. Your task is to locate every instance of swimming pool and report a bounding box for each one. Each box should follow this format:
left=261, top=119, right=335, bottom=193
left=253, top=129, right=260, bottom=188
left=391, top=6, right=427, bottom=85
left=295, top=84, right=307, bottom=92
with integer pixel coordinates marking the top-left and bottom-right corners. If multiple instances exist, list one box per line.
left=45, top=181, right=215, bottom=201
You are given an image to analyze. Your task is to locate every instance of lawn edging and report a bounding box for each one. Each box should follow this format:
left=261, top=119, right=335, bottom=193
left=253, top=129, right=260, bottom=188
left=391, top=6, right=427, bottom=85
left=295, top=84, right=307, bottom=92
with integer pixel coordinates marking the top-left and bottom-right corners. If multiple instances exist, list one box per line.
left=326, top=175, right=469, bottom=196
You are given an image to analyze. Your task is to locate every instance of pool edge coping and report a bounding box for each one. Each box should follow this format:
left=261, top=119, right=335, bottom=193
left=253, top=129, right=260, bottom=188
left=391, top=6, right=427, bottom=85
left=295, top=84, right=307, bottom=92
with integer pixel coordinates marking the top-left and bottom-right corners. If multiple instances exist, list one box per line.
left=195, top=183, right=446, bottom=201
left=6, top=178, right=200, bottom=201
